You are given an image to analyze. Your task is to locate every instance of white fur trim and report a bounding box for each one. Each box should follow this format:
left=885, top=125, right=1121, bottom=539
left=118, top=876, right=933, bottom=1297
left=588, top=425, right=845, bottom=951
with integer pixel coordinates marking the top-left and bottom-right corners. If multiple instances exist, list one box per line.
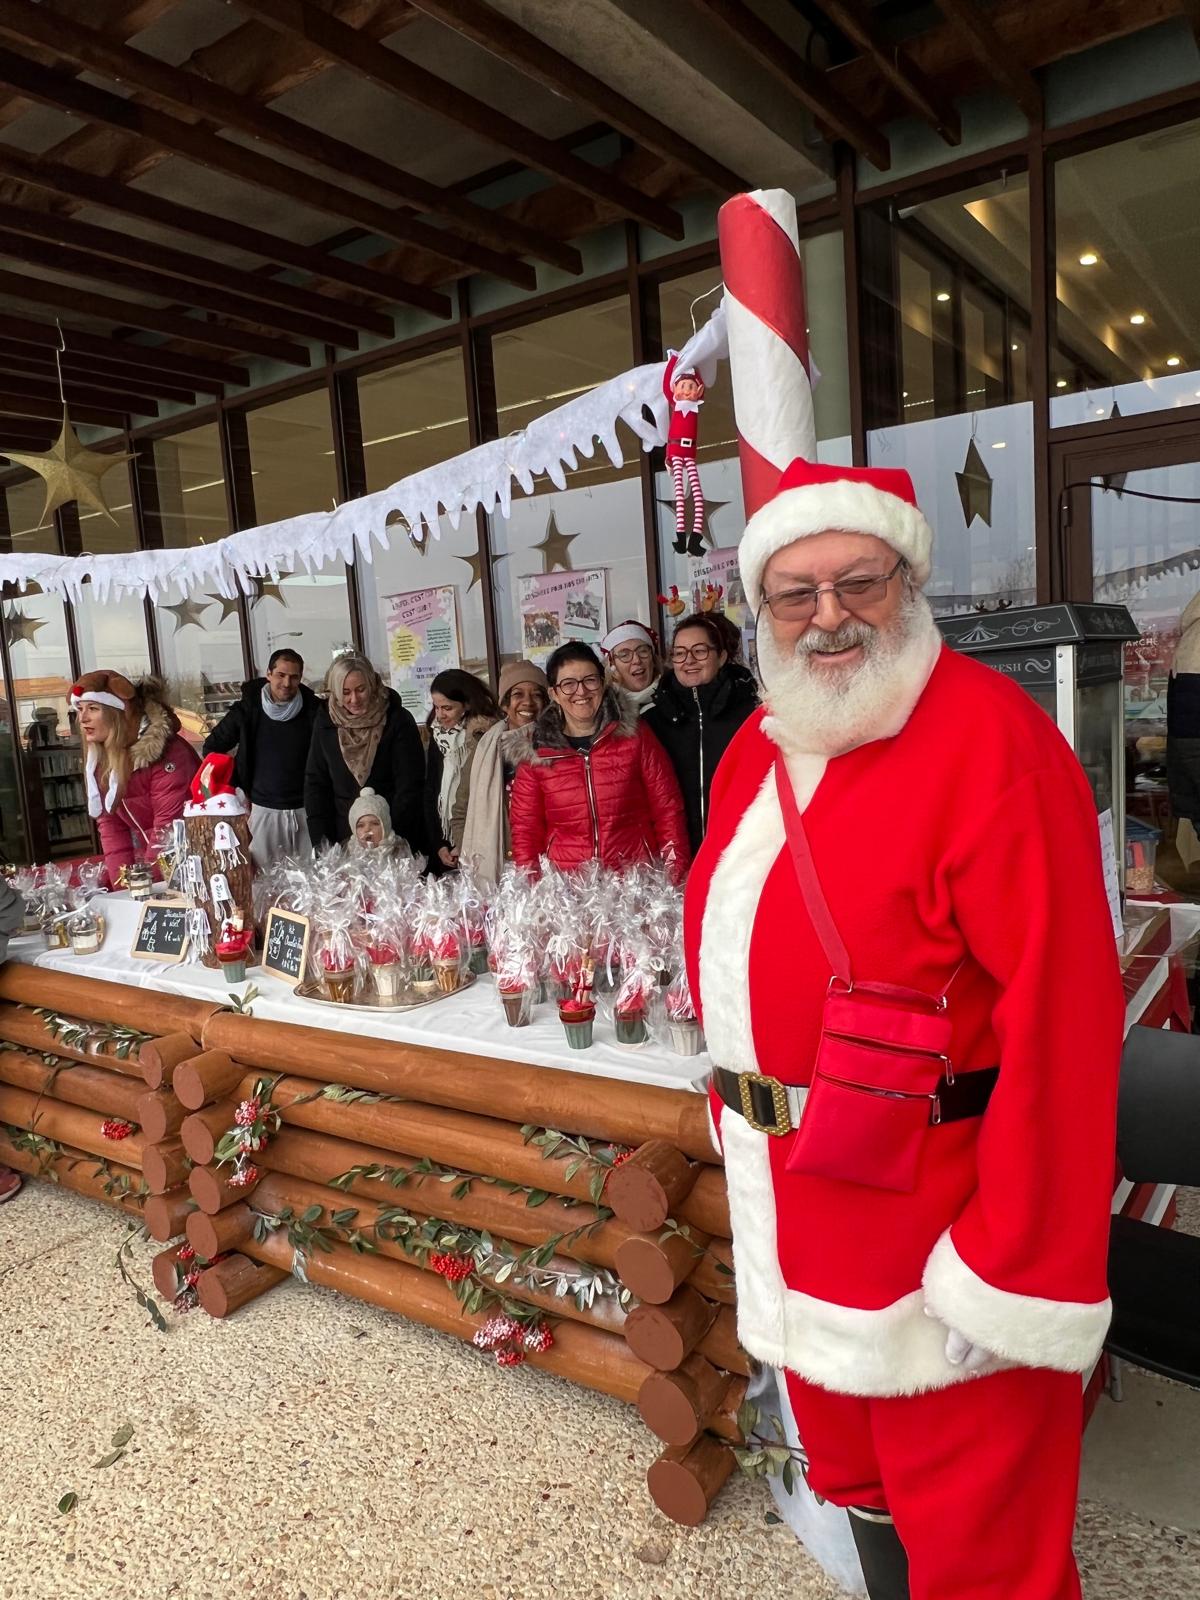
left=183, top=786, right=249, bottom=819
left=739, top=481, right=934, bottom=609
left=922, top=1231, right=1111, bottom=1374
left=83, top=745, right=118, bottom=817
left=70, top=689, right=127, bottom=714
left=722, top=1114, right=1000, bottom=1395
left=601, top=621, right=656, bottom=656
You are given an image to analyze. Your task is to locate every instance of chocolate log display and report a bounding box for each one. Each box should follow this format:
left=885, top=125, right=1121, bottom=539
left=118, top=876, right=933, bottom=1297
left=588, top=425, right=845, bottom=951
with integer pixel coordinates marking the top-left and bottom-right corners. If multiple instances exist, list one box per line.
left=0, top=962, right=745, bottom=1527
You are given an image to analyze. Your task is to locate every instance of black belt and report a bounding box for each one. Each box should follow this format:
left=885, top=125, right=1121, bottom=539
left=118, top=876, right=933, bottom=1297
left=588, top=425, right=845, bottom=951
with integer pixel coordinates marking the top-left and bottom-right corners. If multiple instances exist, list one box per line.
left=712, top=1065, right=999, bottom=1138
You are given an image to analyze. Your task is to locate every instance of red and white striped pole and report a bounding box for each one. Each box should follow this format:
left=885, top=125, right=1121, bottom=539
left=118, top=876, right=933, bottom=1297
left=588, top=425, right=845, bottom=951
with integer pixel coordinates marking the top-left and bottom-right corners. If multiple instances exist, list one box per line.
left=717, top=189, right=815, bottom=520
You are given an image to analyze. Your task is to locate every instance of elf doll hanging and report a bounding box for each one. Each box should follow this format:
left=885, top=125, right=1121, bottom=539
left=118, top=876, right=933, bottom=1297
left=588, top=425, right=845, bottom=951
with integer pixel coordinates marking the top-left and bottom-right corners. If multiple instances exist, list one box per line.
left=663, top=352, right=706, bottom=557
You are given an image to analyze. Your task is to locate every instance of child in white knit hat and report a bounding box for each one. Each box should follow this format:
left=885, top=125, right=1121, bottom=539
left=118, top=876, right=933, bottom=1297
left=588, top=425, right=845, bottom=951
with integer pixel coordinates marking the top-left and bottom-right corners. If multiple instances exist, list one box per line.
left=348, top=787, right=394, bottom=850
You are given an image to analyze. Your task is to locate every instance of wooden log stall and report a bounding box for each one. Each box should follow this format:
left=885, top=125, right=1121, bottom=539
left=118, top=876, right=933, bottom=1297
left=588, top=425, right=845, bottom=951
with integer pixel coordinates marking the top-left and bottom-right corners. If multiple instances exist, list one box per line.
left=1, top=962, right=743, bottom=1526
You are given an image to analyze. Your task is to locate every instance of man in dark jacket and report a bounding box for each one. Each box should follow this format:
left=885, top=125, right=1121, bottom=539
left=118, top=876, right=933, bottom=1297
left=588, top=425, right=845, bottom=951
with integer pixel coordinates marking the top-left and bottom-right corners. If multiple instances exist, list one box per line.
left=203, top=649, right=317, bottom=869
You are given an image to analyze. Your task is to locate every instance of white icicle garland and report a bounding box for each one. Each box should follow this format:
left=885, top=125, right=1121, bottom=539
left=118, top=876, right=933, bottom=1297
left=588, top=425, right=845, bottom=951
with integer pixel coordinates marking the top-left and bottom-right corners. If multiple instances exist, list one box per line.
left=0, top=307, right=729, bottom=604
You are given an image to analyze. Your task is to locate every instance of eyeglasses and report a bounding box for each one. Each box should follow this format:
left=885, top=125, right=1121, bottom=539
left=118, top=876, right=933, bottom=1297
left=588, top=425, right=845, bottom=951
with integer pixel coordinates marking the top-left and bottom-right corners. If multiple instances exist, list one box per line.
left=670, top=643, right=715, bottom=664
left=761, top=558, right=907, bottom=620
left=554, top=674, right=603, bottom=697
left=612, top=645, right=653, bottom=665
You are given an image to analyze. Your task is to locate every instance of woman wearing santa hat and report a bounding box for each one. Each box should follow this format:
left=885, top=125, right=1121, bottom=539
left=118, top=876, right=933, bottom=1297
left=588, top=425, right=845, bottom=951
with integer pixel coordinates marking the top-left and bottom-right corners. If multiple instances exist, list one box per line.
left=600, top=621, right=661, bottom=713
left=70, top=671, right=201, bottom=885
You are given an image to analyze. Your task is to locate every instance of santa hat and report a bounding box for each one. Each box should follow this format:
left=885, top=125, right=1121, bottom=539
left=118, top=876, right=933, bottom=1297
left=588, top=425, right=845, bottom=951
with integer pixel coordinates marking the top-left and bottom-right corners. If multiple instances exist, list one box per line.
left=349, top=787, right=394, bottom=839
left=600, top=620, right=659, bottom=658
left=71, top=671, right=143, bottom=817
left=184, top=751, right=248, bottom=818
left=738, top=459, right=933, bottom=612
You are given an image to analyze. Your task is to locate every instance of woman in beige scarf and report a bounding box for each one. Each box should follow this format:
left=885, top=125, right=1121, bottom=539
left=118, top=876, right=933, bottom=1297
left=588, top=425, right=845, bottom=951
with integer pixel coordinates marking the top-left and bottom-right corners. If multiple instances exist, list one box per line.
left=304, top=652, right=426, bottom=852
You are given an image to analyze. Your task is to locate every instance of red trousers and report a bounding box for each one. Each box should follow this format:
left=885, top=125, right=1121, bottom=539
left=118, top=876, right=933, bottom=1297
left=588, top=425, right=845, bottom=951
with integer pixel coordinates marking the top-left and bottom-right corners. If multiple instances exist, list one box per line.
left=784, top=1366, right=1084, bottom=1600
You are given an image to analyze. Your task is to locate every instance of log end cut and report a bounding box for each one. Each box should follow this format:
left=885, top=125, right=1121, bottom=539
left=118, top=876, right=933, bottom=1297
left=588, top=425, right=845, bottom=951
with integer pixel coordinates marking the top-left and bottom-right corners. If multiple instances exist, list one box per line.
left=646, top=1435, right=735, bottom=1527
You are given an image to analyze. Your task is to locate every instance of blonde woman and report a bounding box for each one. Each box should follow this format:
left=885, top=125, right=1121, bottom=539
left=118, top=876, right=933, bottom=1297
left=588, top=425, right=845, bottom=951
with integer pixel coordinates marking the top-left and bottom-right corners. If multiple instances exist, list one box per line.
left=70, top=671, right=200, bottom=885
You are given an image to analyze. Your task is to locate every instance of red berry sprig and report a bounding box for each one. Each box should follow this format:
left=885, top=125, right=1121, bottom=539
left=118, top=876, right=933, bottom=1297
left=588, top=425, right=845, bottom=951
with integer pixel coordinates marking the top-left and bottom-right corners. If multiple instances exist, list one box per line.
left=430, top=1252, right=473, bottom=1283
left=100, top=1118, right=134, bottom=1141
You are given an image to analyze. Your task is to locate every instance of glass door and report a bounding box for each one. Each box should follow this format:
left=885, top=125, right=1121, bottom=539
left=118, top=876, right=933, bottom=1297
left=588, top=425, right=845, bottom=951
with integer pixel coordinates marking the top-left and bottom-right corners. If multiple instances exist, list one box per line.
left=1054, top=424, right=1200, bottom=892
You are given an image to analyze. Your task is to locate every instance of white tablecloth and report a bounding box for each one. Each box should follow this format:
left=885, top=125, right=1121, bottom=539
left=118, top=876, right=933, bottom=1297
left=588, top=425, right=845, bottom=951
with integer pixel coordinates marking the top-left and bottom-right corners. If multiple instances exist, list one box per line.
left=11, top=894, right=710, bottom=1094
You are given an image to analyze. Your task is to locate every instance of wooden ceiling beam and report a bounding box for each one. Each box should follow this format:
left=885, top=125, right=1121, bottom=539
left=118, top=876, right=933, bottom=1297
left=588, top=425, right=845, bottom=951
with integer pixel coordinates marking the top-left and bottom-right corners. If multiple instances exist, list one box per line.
left=0, top=311, right=245, bottom=391
left=0, top=367, right=158, bottom=417
left=0, top=145, right=424, bottom=313
left=225, top=0, right=686, bottom=238
left=0, top=264, right=310, bottom=367
left=814, top=0, right=961, bottom=142
left=401, top=0, right=746, bottom=194
left=0, top=224, right=363, bottom=351
left=0, top=50, right=477, bottom=306
left=686, top=0, right=891, bottom=169
left=0, top=0, right=577, bottom=280
left=0, top=343, right=197, bottom=406
left=0, top=194, right=391, bottom=339
left=933, top=0, right=1042, bottom=121
left=0, top=389, right=129, bottom=428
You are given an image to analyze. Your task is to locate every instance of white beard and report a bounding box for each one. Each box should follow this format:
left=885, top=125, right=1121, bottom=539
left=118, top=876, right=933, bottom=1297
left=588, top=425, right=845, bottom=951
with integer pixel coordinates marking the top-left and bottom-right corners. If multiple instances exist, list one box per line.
left=758, top=592, right=942, bottom=757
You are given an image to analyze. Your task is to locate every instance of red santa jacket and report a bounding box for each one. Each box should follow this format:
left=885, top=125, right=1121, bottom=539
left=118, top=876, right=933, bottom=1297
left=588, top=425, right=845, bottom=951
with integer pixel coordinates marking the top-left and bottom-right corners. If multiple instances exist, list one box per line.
left=663, top=354, right=701, bottom=464
left=684, top=641, right=1124, bottom=1397
left=510, top=692, right=689, bottom=882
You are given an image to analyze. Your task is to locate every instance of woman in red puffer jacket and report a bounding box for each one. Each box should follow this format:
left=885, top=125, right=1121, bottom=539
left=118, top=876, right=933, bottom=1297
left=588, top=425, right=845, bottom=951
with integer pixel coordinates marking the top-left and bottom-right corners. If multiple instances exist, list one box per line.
left=71, top=670, right=200, bottom=885
left=509, top=642, right=689, bottom=882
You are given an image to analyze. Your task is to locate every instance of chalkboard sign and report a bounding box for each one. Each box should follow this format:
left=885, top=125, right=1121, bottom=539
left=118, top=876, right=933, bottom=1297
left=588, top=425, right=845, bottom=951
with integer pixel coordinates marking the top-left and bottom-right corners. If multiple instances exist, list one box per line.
left=130, top=899, right=190, bottom=963
left=262, top=908, right=310, bottom=986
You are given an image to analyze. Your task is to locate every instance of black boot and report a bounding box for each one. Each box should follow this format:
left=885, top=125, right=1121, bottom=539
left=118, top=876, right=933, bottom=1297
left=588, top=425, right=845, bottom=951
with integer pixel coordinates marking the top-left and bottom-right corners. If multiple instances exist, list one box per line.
left=672, top=531, right=689, bottom=555
left=687, top=530, right=706, bottom=557
left=848, top=1507, right=911, bottom=1600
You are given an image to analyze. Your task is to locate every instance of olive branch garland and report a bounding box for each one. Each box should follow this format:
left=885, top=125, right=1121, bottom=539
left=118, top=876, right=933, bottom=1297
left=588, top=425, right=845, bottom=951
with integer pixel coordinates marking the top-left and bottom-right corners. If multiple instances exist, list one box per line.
left=731, top=1398, right=810, bottom=1496
left=31, top=1009, right=150, bottom=1061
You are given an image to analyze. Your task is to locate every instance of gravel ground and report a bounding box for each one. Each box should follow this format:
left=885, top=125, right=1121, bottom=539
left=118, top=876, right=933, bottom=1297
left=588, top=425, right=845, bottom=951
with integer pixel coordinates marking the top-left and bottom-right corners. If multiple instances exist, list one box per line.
left=0, top=1182, right=1196, bottom=1600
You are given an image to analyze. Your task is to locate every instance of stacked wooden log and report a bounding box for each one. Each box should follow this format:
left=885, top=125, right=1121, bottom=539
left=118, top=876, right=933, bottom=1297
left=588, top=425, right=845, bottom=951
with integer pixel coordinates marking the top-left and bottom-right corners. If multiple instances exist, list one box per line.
left=0, top=964, right=745, bottom=1525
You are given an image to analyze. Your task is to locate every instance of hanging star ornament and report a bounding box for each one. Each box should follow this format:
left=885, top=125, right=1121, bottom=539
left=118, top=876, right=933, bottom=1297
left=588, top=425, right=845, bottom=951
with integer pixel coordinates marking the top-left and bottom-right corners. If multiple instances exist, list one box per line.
left=531, top=511, right=580, bottom=573
left=0, top=408, right=134, bottom=527
left=656, top=495, right=730, bottom=552
left=162, top=596, right=210, bottom=634
left=455, top=545, right=507, bottom=593
left=3, top=607, right=47, bottom=648
left=956, top=438, right=993, bottom=528
left=204, top=592, right=243, bottom=624
left=249, top=576, right=288, bottom=608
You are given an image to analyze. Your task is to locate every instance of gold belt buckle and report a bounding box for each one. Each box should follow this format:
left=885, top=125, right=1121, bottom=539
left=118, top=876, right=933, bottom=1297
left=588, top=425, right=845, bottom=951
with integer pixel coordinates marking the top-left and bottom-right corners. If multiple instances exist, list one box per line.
left=737, top=1071, right=791, bottom=1136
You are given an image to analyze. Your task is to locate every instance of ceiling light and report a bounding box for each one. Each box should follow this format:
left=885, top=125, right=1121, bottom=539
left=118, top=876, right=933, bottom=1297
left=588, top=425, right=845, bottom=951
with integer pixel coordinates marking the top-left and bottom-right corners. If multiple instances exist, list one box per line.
left=1056, top=378, right=1068, bottom=388
left=991, top=441, right=1006, bottom=449
left=1130, top=313, right=1146, bottom=326
left=1167, top=356, right=1182, bottom=367
left=902, top=390, right=908, bottom=398
left=936, top=291, right=950, bottom=302
left=1011, top=343, right=1019, bottom=351
left=1079, top=251, right=1099, bottom=266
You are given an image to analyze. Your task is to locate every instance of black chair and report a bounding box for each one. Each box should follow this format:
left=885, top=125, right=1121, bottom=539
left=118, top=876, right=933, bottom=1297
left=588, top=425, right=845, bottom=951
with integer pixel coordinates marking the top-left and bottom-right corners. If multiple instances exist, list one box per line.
left=1105, top=1024, right=1200, bottom=1390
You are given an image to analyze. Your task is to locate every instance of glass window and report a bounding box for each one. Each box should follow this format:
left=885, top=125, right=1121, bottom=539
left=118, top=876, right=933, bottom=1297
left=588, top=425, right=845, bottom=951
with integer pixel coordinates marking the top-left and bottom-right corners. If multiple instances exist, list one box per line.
left=2, top=471, right=59, bottom=555
left=4, top=591, right=91, bottom=859
left=355, top=348, right=489, bottom=684
left=150, top=423, right=244, bottom=739
left=244, top=390, right=352, bottom=687
left=863, top=175, right=1036, bottom=614
left=76, top=458, right=137, bottom=554
left=1052, top=117, right=1200, bottom=424
left=488, top=297, right=645, bottom=669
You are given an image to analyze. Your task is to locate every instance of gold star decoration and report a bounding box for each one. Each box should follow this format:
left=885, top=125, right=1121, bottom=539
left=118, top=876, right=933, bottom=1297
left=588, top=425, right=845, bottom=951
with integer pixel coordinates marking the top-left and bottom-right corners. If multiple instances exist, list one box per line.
left=3, top=607, right=47, bottom=648
left=531, top=511, right=580, bottom=573
left=249, top=576, right=288, bottom=608
left=204, top=593, right=243, bottom=624
left=455, top=545, right=508, bottom=593
left=657, top=495, right=730, bottom=553
left=956, top=439, right=993, bottom=528
left=162, top=596, right=210, bottom=634
left=0, top=408, right=134, bottom=527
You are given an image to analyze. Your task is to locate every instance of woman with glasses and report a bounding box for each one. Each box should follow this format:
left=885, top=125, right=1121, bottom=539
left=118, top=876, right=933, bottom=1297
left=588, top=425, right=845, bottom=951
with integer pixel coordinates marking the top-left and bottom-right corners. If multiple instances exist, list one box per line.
left=509, top=641, right=689, bottom=881
left=644, top=613, right=759, bottom=854
left=600, top=620, right=662, bottom=712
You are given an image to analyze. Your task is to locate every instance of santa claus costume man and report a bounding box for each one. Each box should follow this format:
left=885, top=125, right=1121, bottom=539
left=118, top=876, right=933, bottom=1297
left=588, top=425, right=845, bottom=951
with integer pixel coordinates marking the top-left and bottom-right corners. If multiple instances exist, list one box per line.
left=684, top=459, right=1123, bottom=1600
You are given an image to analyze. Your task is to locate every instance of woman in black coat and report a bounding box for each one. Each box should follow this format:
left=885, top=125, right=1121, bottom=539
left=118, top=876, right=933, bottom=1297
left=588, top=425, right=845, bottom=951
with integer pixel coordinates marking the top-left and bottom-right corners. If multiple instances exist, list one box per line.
left=305, top=653, right=425, bottom=853
left=643, top=611, right=759, bottom=856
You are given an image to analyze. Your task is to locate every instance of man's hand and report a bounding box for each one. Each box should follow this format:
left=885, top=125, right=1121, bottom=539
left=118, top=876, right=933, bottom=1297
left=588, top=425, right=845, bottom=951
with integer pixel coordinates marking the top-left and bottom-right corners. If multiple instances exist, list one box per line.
left=438, top=846, right=459, bottom=869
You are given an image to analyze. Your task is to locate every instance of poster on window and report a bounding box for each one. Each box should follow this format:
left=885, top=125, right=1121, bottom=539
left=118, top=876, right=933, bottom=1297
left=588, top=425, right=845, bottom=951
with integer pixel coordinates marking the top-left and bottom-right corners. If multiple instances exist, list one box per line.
left=686, top=545, right=754, bottom=662
left=517, top=569, right=608, bottom=668
left=384, top=585, right=461, bottom=718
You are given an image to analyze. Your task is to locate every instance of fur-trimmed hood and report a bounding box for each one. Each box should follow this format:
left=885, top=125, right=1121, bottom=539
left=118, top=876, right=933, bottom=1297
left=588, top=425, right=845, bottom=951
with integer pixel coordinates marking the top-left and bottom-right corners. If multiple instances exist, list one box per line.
left=517, top=688, right=639, bottom=764
left=129, top=678, right=183, bottom=772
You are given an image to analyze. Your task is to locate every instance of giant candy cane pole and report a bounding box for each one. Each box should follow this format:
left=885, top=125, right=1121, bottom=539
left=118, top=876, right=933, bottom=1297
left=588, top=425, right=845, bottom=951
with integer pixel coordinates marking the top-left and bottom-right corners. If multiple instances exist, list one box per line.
left=717, top=189, right=816, bottom=519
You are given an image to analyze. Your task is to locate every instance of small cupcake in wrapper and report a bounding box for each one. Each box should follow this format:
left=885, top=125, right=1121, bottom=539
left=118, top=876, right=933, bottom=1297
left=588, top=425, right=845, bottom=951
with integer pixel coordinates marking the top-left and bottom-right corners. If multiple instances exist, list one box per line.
left=467, top=926, right=489, bottom=976
left=612, top=965, right=652, bottom=1047
left=319, top=948, right=356, bottom=1003
left=432, top=929, right=463, bottom=995
left=216, top=922, right=253, bottom=985
left=499, top=978, right=533, bottom=1028
left=409, top=934, right=437, bottom=997
left=664, top=972, right=705, bottom=1056
left=316, top=913, right=357, bottom=1002
left=558, top=996, right=595, bottom=1050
